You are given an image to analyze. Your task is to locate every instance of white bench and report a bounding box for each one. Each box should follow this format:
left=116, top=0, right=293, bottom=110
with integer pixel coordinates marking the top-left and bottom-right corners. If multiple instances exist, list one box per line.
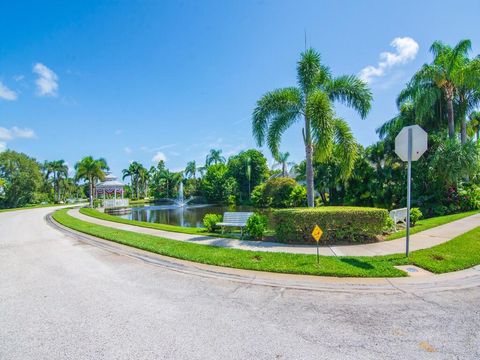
left=389, top=207, right=408, bottom=231
left=217, top=212, right=254, bottom=237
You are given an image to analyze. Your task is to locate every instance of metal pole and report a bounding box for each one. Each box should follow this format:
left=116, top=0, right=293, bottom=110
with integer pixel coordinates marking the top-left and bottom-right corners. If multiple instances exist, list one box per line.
left=406, top=128, right=412, bottom=257
left=316, top=242, right=319, bottom=264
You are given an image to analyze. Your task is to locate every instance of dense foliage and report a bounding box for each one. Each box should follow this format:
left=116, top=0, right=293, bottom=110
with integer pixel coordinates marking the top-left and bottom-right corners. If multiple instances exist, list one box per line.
left=273, top=207, right=389, bottom=244
left=252, top=177, right=307, bottom=208
left=245, top=213, right=268, bottom=240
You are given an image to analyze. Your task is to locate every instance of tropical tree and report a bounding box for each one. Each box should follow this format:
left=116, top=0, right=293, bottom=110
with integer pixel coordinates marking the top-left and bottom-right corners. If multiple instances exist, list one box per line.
left=274, top=152, right=295, bottom=177
left=205, top=149, right=226, bottom=166
left=0, top=150, right=43, bottom=208
left=122, top=161, right=143, bottom=199
left=44, top=160, right=69, bottom=203
left=184, top=160, right=197, bottom=179
left=399, top=40, right=473, bottom=140
left=468, top=111, right=480, bottom=141
left=252, top=48, right=372, bottom=206
left=227, top=149, right=269, bottom=201
left=75, top=156, right=107, bottom=207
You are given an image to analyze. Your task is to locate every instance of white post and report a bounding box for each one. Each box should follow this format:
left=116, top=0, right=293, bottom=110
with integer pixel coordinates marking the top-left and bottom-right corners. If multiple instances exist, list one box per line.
left=406, top=128, right=412, bottom=257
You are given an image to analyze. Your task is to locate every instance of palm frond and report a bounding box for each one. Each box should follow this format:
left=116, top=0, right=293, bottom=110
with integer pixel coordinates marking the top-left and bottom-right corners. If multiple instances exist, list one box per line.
left=325, top=75, right=372, bottom=119
left=332, top=118, right=358, bottom=180
left=252, top=87, right=302, bottom=147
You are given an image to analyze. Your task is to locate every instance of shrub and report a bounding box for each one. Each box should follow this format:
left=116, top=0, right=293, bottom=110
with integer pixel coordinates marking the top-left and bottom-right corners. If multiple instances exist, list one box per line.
left=410, top=207, right=423, bottom=226
left=289, top=185, right=307, bottom=207
left=384, top=216, right=395, bottom=233
left=264, top=177, right=297, bottom=208
left=273, top=206, right=389, bottom=244
left=203, top=213, right=222, bottom=232
left=245, top=213, right=268, bottom=240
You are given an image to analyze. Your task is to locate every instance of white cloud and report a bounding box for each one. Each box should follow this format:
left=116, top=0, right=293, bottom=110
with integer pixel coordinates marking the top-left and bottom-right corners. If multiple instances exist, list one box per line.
left=0, top=142, right=6, bottom=152
left=33, top=63, right=59, bottom=96
left=152, top=151, right=167, bottom=163
left=0, top=81, right=18, bottom=101
left=0, top=127, right=37, bottom=147
left=124, top=146, right=132, bottom=155
left=11, top=126, right=36, bottom=139
left=359, top=37, right=419, bottom=84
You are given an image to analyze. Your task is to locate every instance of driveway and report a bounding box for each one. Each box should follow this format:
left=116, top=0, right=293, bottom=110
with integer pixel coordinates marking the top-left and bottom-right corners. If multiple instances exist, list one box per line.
left=1, top=207, right=479, bottom=359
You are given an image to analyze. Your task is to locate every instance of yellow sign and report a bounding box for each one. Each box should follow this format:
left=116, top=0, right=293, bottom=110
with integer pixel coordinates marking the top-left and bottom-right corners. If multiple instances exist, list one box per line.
left=312, top=225, right=323, bottom=242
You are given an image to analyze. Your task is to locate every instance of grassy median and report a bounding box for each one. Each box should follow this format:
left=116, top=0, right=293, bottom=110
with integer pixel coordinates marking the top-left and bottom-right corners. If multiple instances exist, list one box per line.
left=53, top=208, right=480, bottom=277
left=386, top=210, right=480, bottom=240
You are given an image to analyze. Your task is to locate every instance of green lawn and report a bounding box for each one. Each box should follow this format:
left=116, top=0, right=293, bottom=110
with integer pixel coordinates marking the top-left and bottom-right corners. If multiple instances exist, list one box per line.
left=386, top=210, right=480, bottom=240
left=0, top=203, right=67, bottom=213
left=53, top=208, right=480, bottom=277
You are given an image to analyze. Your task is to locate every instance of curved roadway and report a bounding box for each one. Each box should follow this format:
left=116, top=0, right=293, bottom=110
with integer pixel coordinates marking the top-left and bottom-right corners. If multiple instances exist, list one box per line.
left=1, top=207, right=479, bottom=359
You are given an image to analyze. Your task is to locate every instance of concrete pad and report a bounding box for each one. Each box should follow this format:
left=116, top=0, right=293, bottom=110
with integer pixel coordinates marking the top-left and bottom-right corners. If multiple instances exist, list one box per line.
left=394, top=265, right=434, bottom=277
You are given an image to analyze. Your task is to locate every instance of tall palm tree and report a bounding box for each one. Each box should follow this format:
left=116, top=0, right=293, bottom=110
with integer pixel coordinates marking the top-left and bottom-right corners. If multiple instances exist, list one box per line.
left=75, top=156, right=107, bottom=207
left=400, top=40, right=473, bottom=140
left=137, top=165, right=149, bottom=198
left=274, top=152, right=295, bottom=177
left=184, top=160, right=197, bottom=179
left=122, top=161, right=142, bottom=199
left=205, top=149, right=226, bottom=166
left=46, top=160, right=69, bottom=203
left=252, top=48, right=372, bottom=206
left=456, top=56, right=480, bottom=143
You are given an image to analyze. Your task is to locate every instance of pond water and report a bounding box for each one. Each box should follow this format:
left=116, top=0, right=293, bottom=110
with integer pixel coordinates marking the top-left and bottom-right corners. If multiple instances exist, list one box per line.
left=117, top=204, right=270, bottom=228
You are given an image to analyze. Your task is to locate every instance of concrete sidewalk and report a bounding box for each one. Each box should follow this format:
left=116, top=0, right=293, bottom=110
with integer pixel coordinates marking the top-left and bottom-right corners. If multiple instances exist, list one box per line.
left=69, top=208, right=480, bottom=256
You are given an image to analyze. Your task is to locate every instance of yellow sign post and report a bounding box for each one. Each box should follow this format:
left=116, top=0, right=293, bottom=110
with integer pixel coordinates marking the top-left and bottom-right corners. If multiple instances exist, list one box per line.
left=311, top=225, right=323, bottom=263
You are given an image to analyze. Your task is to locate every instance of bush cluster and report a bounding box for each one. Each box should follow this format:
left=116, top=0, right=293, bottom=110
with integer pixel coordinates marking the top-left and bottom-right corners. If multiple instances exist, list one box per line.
left=251, top=177, right=307, bottom=208
left=245, top=213, right=268, bottom=240
left=203, top=213, right=222, bottom=232
left=273, top=206, right=389, bottom=244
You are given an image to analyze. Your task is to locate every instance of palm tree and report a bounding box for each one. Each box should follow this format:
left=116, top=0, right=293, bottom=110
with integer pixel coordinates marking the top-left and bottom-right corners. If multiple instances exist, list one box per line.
left=274, top=152, right=295, bottom=177
left=46, top=160, right=69, bottom=203
left=400, top=40, right=473, bottom=140
left=122, top=161, right=142, bottom=199
left=75, top=156, right=107, bottom=207
left=468, top=111, right=480, bottom=141
left=205, top=149, right=226, bottom=166
left=252, top=48, right=371, bottom=206
left=184, top=160, right=197, bottom=179
left=456, top=56, right=480, bottom=143
left=137, top=165, right=149, bottom=198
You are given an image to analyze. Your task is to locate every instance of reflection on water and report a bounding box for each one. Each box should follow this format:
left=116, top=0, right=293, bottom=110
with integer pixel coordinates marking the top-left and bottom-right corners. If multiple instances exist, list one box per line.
left=117, top=204, right=261, bottom=228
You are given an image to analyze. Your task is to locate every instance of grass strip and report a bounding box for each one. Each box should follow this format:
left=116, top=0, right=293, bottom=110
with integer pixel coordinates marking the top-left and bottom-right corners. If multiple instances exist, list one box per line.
left=53, top=208, right=480, bottom=277
left=386, top=210, right=480, bottom=240
left=0, top=203, right=69, bottom=213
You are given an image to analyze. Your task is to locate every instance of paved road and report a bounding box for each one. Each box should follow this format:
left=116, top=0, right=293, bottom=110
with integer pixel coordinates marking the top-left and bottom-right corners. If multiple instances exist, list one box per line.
left=70, top=208, right=480, bottom=256
left=1, top=208, right=479, bottom=359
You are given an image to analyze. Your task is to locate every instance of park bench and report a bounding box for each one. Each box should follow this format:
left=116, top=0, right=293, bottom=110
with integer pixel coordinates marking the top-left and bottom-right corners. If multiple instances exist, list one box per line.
left=389, top=207, right=408, bottom=231
left=217, top=212, right=254, bottom=237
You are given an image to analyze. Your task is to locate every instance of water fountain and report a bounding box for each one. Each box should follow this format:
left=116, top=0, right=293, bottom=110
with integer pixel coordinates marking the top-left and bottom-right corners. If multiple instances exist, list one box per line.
left=172, top=182, right=193, bottom=207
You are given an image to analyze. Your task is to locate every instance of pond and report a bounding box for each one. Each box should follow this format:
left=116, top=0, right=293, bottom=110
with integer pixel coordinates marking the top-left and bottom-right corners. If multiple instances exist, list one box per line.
left=116, top=204, right=272, bottom=228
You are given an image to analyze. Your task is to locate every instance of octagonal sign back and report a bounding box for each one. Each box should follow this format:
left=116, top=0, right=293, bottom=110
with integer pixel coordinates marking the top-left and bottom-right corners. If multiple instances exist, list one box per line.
left=395, top=125, right=428, bottom=161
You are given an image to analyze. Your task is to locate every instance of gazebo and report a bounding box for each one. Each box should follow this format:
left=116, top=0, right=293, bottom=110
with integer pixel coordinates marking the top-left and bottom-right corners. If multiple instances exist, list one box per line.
left=96, top=173, right=129, bottom=208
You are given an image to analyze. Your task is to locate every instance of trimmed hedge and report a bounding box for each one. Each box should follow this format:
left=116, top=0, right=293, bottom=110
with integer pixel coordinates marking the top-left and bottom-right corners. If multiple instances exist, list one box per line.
left=273, top=207, right=389, bottom=244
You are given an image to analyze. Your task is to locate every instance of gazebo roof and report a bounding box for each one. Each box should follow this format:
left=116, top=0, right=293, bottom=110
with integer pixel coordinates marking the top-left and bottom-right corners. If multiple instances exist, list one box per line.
left=96, top=173, right=125, bottom=189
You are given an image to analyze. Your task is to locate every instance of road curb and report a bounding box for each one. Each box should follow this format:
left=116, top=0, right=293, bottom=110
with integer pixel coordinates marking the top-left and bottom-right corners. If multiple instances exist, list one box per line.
left=47, top=213, right=480, bottom=294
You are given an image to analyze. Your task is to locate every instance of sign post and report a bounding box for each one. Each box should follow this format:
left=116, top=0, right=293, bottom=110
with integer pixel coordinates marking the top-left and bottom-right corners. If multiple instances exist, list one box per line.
left=311, top=225, right=323, bottom=264
left=395, top=125, right=428, bottom=257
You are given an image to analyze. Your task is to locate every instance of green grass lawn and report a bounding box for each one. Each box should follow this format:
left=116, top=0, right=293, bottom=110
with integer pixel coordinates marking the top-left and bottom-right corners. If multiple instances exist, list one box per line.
left=0, top=203, right=68, bottom=213
left=386, top=210, right=480, bottom=240
left=53, top=208, right=480, bottom=277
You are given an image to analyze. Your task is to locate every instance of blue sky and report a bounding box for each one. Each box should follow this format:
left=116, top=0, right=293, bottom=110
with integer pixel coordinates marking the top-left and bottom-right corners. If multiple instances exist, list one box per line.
left=1, top=0, right=479, bottom=176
